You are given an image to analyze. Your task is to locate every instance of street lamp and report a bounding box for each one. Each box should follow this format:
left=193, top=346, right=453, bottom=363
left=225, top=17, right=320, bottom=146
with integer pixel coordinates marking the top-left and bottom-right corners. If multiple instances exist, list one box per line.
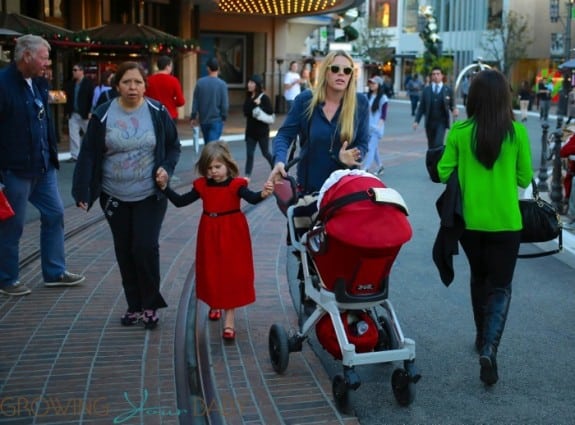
left=566, top=1, right=574, bottom=60
left=275, top=58, right=284, bottom=114
left=551, top=0, right=575, bottom=59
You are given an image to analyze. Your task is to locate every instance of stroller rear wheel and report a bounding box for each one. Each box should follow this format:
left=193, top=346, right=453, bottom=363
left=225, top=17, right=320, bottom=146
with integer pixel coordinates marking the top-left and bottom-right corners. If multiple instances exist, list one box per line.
left=269, top=324, right=290, bottom=374
left=391, top=368, right=416, bottom=406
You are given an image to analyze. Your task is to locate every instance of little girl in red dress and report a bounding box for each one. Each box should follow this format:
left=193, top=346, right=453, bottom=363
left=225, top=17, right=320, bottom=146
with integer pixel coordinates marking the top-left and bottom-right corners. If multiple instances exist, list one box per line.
left=157, top=141, right=273, bottom=340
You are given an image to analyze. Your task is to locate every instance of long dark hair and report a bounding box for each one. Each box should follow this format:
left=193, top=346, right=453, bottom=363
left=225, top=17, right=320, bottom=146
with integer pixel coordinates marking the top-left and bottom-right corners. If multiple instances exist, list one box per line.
left=466, top=69, right=515, bottom=169
left=368, top=83, right=386, bottom=113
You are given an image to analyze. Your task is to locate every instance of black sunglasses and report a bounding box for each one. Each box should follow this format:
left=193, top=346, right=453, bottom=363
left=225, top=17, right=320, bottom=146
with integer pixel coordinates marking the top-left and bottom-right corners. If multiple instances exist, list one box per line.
left=329, top=65, right=353, bottom=75
left=33, top=98, right=45, bottom=121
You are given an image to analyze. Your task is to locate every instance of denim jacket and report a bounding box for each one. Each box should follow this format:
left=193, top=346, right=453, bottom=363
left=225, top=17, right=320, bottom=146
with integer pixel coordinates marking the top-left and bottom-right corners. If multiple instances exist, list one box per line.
left=273, top=90, right=369, bottom=194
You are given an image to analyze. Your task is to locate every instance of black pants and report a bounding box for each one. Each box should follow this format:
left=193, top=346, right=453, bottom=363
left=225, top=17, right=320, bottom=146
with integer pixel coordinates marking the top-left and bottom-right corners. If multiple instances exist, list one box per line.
left=100, top=192, right=168, bottom=312
left=425, top=120, right=447, bottom=150
left=460, top=230, right=520, bottom=291
left=245, top=135, right=273, bottom=176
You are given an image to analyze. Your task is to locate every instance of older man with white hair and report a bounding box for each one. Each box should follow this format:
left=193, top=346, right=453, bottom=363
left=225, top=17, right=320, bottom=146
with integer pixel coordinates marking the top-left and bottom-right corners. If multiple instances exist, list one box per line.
left=0, top=34, right=85, bottom=296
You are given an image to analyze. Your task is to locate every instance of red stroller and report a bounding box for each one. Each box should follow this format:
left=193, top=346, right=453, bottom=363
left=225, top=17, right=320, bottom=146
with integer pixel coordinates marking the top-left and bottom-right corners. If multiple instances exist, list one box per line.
left=269, top=169, right=420, bottom=412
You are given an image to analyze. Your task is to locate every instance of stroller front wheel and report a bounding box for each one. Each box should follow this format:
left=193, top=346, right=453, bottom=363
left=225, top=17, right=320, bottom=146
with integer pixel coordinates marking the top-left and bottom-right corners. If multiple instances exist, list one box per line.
left=269, top=324, right=290, bottom=374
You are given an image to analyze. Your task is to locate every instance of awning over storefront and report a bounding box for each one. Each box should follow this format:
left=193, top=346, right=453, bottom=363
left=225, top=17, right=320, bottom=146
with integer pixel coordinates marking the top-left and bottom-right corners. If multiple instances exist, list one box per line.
left=77, top=23, right=196, bottom=54
left=0, top=12, right=73, bottom=40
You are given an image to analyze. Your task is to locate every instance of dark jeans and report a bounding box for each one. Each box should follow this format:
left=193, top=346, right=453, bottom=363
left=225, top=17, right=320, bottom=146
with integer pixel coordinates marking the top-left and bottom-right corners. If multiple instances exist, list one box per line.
left=100, top=192, right=168, bottom=312
left=245, top=135, right=273, bottom=176
left=409, top=95, right=420, bottom=116
left=200, top=119, right=224, bottom=144
left=425, top=120, right=447, bottom=150
left=459, top=229, right=521, bottom=291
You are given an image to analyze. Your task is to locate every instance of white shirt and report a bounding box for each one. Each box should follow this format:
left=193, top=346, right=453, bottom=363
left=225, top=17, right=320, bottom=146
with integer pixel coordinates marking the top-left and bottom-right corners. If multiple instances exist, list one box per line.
left=284, top=71, right=301, bottom=101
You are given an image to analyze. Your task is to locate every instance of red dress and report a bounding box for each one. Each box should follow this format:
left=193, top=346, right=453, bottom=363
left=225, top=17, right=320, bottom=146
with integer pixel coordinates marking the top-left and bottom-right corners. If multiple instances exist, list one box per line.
left=193, top=177, right=256, bottom=309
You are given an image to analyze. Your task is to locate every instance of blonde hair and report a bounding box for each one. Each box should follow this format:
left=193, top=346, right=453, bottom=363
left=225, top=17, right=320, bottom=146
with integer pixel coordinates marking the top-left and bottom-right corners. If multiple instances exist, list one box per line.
left=195, top=141, right=239, bottom=178
left=306, top=50, right=357, bottom=144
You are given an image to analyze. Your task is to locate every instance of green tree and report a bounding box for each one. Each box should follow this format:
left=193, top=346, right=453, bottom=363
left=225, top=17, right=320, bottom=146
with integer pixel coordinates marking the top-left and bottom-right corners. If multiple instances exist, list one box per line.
left=480, top=10, right=533, bottom=78
left=418, top=6, right=443, bottom=77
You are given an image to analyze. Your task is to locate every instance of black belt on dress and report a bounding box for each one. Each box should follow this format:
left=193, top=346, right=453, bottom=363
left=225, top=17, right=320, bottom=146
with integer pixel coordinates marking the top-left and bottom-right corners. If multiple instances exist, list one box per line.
left=203, top=209, right=240, bottom=217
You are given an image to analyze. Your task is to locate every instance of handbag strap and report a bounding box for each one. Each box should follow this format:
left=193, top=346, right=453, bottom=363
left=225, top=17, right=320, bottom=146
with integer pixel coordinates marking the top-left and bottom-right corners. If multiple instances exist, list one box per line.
left=530, top=178, right=540, bottom=199
left=517, top=229, right=563, bottom=258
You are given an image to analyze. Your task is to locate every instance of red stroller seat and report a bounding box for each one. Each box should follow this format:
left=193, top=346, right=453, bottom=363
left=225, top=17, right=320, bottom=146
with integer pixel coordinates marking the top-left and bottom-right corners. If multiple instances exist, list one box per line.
left=307, top=171, right=412, bottom=300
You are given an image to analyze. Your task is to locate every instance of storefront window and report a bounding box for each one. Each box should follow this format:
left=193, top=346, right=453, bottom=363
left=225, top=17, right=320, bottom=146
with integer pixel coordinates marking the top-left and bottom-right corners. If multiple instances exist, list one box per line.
left=488, top=0, right=503, bottom=28
left=44, top=0, right=62, bottom=18
left=402, top=0, right=419, bottom=33
left=370, top=0, right=397, bottom=28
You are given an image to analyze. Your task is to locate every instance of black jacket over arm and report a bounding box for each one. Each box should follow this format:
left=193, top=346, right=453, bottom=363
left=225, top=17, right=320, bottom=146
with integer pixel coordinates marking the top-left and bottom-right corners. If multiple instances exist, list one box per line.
left=432, top=170, right=464, bottom=286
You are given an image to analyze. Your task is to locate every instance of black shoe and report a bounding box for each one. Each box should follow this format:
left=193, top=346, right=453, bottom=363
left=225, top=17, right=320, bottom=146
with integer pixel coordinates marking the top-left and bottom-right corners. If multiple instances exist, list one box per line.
left=121, top=311, right=142, bottom=326
left=479, top=353, right=498, bottom=385
left=44, top=271, right=85, bottom=287
left=142, top=309, right=159, bottom=330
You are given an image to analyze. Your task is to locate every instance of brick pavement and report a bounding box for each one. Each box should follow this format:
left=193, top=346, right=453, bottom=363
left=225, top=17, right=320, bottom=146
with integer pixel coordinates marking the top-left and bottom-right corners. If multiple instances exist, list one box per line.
left=0, top=116, right=360, bottom=424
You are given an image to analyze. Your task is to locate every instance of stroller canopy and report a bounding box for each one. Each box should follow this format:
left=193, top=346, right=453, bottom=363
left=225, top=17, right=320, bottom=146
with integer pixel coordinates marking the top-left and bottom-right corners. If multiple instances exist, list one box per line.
left=317, top=170, right=412, bottom=249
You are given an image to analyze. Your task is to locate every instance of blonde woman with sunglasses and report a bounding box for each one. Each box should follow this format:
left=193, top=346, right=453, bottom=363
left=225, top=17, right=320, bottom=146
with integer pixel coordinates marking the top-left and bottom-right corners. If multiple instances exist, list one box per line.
left=268, top=50, right=369, bottom=196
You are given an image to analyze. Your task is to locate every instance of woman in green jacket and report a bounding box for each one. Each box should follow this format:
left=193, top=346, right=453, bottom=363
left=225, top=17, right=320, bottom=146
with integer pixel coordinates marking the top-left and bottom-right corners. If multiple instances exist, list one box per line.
left=437, top=69, right=533, bottom=386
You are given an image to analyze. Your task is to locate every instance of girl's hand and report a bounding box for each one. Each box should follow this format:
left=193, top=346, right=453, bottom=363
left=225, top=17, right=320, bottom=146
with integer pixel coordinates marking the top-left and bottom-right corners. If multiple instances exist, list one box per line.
left=339, top=141, right=362, bottom=167
left=261, top=181, right=274, bottom=198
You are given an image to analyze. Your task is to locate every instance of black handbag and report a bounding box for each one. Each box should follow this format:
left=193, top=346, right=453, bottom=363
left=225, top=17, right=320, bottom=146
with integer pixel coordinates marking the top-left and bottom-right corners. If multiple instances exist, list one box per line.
left=518, top=179, right=562, bottom=258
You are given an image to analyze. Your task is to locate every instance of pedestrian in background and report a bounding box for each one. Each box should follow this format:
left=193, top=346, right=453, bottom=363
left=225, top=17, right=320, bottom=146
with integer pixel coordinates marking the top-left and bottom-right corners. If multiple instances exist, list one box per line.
left=518, top=80, right=531, bottom=122
left=560, top=134, right=575, bottom=229
left=300, top=67, right=311, bottom=91
left=363, top=76, right=388, bottom=175
left=283, top=60, right=301, bottom=112
left=157, top=141, right=273, bottom=341
left=406, top=73, right=423, bottom=116
left=565, top=85, right=575, bottom=124
left=0, top=34, right=85, bottom=296
left=94, top=73, right=118, bottom=107
left=437, top=69, right=533, bottom=386
left=242, top=74, right=274, bottom=179
left=72, top=61, right=181, bottom=330
left=92, top=70, right=114, bottom=110
left=413, top=66, right=458, bottom=150
left=64, top=63, right=93, bottom=162
left=191, top=57, right=229, bottom=144
left=460, top=74, right=470, bottom=106
left=146, top=55, right=186, bottom=124
left=537, top=77, right=552, bottom=121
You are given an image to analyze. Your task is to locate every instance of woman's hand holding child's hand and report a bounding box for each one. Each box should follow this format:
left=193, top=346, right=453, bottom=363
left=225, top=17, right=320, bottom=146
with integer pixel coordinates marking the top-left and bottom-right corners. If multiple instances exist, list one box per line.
left=261, top=181, right=274, bottom=199
left=155, top=167, right=168, bottom=190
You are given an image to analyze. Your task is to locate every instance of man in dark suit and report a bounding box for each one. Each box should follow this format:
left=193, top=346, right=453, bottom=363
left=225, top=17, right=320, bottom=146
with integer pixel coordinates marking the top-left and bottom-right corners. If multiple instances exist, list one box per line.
left=412, top=66, right=459, bottom=149
left=64, top=63, right=93, bottom=161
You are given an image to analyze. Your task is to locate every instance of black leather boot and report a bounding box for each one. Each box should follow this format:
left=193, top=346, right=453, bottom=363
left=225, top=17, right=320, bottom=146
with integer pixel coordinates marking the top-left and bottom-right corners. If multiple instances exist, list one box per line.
left=479, top=286, right=511, bottom=385
left=470, top=277, right=487, bottom=352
